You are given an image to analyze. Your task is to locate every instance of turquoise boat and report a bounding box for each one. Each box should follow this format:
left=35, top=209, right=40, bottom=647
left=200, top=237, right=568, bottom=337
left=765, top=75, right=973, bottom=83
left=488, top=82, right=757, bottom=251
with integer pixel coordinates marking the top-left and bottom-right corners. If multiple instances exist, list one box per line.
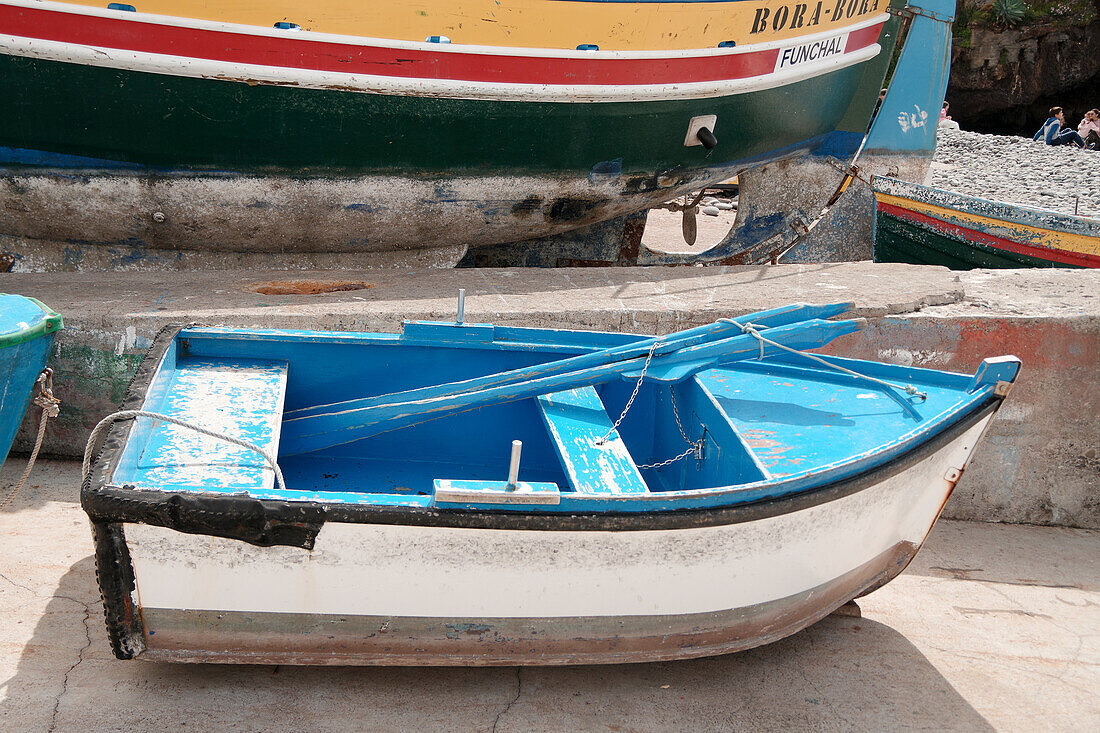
left=83, top=302, right=1019, bottom=664
left=0, top=294, right=63, bottom=466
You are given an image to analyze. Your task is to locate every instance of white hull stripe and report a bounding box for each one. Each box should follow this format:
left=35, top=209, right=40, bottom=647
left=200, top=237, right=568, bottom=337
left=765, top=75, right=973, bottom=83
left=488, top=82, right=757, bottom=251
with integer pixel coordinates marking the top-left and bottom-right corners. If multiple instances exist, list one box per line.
left=123, top=417, right=989, bottom=619
left=0, top=34, right=881, bottom=102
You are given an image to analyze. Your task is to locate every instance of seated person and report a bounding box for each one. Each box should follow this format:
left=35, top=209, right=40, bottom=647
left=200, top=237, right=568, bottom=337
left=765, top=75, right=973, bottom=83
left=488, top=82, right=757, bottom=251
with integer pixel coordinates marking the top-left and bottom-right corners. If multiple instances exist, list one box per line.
left=1078, top=109, right=1100, bottom=150
left=938, top=101, right=959, bottom=130
left=1034, top=107, right=1085, bottom=147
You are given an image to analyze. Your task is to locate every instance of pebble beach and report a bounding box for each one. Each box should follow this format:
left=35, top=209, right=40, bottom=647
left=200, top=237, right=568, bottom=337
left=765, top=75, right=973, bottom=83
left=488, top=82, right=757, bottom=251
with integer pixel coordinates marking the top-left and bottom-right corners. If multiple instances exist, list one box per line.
left=930, top=127, right=1099, bottom=219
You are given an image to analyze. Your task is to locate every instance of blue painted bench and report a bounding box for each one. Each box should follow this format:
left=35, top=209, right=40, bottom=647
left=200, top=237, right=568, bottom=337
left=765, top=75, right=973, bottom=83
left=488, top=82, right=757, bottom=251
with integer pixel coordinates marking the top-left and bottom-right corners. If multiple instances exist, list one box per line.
left=127, top=358, right=289, bottom=492
left=536, top=386, right=649, bottom=494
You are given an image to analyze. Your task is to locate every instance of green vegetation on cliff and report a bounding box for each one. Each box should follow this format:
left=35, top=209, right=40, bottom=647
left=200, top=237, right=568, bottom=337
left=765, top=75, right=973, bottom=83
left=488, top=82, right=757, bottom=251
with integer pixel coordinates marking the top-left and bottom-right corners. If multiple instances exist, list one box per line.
left=954, top=0, right=1098, bottom=47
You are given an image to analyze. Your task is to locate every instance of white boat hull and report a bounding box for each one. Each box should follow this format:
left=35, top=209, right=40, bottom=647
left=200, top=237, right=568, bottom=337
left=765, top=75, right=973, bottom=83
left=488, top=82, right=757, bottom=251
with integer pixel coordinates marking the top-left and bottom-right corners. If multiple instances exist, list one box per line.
left=115, top=414, right=993, bottom=665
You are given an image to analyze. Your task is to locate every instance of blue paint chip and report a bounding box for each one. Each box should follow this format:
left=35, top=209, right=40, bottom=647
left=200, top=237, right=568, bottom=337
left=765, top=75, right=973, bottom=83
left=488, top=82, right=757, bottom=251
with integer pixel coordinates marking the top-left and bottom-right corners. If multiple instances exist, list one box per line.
left=426, top=35, right=451, bottom=43
left=589, top=158, right=622, bottom=183
left=274, top=22, right=301, bottom=30
left=576, top=44, right=600, bottom=51
left=107, top=3, right=136, bottom=11
left=718, top=40, right=737, bottom=48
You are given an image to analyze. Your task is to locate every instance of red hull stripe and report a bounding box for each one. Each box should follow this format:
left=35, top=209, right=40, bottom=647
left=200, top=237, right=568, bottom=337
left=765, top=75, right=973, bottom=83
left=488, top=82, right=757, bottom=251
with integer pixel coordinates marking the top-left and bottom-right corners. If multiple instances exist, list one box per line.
left=878, top=201, right=1100, bottom=268
left=843, top=23, right=882, bottom=53
left=0, top=5, right=883, bottom=86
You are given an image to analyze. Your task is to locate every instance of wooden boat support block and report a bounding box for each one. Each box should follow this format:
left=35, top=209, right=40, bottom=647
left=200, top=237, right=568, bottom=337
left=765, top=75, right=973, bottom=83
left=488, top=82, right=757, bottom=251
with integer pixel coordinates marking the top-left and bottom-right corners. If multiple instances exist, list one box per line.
left=537, top=386, right=648, bottom=494
left=432, top=479, right=561, bottom=507
left=124, top=357, right=289, bottom=491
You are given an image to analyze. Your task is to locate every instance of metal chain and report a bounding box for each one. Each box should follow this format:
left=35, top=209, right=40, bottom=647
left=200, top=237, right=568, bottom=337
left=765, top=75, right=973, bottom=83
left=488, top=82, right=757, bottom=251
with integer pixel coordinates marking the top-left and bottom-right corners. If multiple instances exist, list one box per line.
left=596, top=340, right=660, bottom=446
left=637, top=444, right=699, bottom=470
left=1, top=369, right=61, bottom=511
left=669, top=387, right=701, bottom=448
left=637, top=386, right=705, bottom=470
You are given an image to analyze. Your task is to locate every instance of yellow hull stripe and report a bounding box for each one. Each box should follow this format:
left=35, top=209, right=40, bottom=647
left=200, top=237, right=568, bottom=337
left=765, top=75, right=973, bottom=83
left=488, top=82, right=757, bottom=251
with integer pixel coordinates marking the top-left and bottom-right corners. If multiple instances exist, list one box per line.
left=53, top=0, right=885, bottom=50
left=876, top=192, right=1100, bottom=258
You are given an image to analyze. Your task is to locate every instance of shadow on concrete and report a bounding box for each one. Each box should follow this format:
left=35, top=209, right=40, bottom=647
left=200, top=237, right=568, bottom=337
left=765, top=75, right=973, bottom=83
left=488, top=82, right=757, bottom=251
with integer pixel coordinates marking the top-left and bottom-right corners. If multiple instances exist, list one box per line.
left=902, top=521, right=1100, bottom=593
left=0, top=458, right=80, bottom=512
left=232, top=261, right=863, bottom=311
left=6, top=557, right=993, bottom=731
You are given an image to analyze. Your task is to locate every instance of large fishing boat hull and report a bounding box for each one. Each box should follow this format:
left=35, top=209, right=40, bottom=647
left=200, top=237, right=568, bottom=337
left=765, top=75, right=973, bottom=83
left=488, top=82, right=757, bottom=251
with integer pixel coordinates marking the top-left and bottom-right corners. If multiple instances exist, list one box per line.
left=872, top=177, right=1100, bottom=269
left=84, top=311, right=1018, bottom=665
left=1, top=0, right=893, bottom=265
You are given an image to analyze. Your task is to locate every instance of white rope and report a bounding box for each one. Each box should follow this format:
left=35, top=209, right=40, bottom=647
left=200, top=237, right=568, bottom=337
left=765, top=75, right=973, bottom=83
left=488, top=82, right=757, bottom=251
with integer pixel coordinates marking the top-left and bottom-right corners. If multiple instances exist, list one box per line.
left=0, top=370, right=60, bottom=511
left=719, top=319, right=928, bottom=400
left=83, top=410, right=286, bottom=492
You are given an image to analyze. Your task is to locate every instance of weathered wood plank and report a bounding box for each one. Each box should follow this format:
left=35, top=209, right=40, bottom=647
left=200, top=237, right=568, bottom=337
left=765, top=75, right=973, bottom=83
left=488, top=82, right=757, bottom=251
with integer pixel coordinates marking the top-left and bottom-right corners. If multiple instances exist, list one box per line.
left=537, top=386, right=648, bottom=494
left=132, top=358, right=288, bottom=491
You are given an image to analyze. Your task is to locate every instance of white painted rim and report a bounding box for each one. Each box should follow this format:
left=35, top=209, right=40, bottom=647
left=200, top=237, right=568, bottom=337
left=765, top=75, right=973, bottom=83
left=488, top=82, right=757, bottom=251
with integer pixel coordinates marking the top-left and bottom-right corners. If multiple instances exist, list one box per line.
left=0, top=34, right=881, bottom=102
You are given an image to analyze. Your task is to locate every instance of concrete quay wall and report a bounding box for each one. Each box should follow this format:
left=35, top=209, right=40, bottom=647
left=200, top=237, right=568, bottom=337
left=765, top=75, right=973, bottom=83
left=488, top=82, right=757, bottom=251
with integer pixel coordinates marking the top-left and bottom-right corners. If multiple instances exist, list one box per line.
left=4, top=263, right=1097, bottom=528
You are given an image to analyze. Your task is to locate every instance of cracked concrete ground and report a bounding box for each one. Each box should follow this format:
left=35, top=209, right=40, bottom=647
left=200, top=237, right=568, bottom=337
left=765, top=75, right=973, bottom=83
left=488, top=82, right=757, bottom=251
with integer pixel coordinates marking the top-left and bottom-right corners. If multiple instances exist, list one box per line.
left=1, top=459, right=1097, bottom=732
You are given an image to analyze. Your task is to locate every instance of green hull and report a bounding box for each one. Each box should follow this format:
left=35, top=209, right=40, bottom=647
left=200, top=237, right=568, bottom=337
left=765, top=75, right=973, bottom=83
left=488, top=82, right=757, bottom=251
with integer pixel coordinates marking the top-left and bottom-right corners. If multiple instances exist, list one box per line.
left=3, top=54, right=869, bottom=175
left=873, top=213, right=1078, bottom=270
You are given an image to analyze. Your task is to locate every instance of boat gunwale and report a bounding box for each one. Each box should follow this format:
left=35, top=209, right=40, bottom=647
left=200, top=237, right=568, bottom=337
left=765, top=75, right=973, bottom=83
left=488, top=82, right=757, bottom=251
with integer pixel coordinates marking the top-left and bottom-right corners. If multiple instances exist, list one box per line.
left=0, top=295, right=63, bottom=349
left=83, top=315, right=1003, bottom=534
left=871, top=176, right=1100, bottom=235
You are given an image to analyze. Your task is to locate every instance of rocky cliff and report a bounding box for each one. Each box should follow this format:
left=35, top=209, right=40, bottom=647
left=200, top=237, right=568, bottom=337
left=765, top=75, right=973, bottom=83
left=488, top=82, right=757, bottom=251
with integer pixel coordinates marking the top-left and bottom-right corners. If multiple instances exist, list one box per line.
left=947, top=7, right=1100, bottom=135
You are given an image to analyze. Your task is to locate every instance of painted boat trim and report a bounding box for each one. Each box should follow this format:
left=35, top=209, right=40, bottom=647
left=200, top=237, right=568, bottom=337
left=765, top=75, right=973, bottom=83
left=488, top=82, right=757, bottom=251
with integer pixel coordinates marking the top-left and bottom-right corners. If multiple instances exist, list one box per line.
left=132, top=540, right=917, bottom=665
left=0, top=295, right=64, bottom=349
left=0, top=2, right=887, bottom=101
left=4, top=1, right=887, bottom=59
left=876, top=201, right=1098, bottom=268
left=40, top=0, right=887, bottom=51
left=872, top=177, right=1100, bottom=267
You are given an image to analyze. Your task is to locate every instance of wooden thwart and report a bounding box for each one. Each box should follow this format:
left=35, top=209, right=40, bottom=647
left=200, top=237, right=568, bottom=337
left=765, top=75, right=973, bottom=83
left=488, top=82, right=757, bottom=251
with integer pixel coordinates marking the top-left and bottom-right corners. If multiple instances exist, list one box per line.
left=538, top=386, right=648, bottom=494
left=130, top=358, right=288, bottom=490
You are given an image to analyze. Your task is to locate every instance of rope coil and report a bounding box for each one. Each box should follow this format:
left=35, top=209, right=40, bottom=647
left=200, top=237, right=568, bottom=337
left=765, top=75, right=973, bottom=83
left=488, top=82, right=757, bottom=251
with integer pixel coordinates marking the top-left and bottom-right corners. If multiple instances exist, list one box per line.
left=83, top=410, right=286, bottom=493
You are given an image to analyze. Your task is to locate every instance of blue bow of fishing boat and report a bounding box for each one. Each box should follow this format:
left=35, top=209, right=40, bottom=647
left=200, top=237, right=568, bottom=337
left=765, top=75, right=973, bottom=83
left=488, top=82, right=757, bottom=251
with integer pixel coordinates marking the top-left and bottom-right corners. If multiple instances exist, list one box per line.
left=82, top=306, right=1020, bottom=665
left=0, top=294, right=63, bottom=466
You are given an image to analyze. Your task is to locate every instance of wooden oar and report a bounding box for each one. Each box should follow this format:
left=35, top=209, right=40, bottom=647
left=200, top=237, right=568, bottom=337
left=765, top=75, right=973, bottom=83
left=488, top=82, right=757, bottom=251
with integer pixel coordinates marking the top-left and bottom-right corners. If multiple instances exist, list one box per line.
left=286, top=302, right=853, bottom=422
left=279, top=317, right=862, bottom=456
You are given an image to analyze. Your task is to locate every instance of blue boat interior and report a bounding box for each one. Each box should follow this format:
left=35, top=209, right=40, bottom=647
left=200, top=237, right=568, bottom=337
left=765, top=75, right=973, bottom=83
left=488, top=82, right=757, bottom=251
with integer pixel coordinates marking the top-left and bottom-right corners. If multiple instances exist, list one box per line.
left=109, top=320, right=1018, bottom=513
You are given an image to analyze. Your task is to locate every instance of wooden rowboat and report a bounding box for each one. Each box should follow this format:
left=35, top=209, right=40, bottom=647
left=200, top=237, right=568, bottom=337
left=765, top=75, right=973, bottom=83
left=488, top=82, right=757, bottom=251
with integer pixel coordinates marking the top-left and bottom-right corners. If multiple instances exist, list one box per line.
left=872, top=177, right=1100, bottom=269
left=83, top=303, right=1020, bottom=664
left=0, top=294, right=62, bottom=466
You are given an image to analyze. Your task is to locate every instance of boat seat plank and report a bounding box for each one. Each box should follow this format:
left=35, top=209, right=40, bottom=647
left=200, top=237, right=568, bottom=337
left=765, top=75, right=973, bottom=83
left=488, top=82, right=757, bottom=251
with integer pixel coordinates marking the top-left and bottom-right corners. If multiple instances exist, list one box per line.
left=130, top=357, right=289, bottom=491
left=536, top=386, right=648, bottom=494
